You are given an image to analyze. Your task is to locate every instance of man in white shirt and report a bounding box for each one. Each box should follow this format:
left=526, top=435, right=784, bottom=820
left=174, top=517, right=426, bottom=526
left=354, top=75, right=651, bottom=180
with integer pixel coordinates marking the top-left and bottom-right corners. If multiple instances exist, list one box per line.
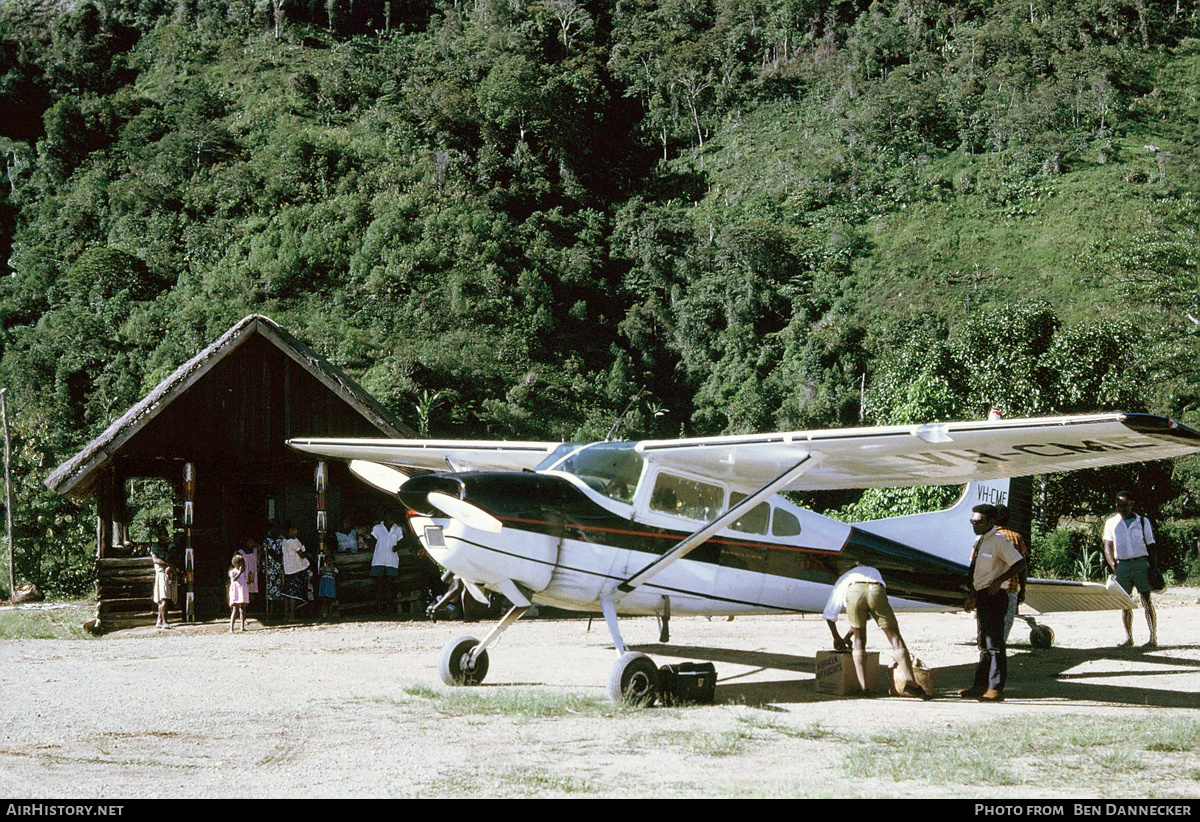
left=961, top=504, right=1025, bottom=702
left=370, top=513, right=405, bottom=614
left=823, top=565, right=926, bottom=698
left=1102, top=490, right=1158, bottom=649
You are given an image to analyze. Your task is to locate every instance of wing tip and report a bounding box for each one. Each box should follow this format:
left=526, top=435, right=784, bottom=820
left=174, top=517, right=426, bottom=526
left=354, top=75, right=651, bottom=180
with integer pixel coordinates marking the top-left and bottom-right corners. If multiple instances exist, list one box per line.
left=1120, top=413, right=1200, bottom=445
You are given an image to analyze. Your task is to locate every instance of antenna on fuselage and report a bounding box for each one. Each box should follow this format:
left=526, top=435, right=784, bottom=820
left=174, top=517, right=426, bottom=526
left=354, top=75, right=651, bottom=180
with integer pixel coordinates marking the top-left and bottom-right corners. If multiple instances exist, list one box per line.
left=604, top=388, right=649, bottom=442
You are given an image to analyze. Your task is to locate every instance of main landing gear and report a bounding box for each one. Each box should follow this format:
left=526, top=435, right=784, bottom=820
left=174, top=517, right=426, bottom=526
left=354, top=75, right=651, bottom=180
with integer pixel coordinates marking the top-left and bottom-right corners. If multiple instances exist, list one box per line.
left=608, top=652, right=660, bottom=705
left=600, top=594, right=668, bottom=705
left=435, top=590, right=683, bottom=706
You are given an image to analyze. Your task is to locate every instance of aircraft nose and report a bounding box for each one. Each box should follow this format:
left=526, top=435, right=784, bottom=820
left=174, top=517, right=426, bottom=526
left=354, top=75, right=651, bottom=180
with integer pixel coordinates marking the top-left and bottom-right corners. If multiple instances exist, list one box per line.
left=397, top=474, right=503, bottom=533
left=397, top=474, right=463, bottom=515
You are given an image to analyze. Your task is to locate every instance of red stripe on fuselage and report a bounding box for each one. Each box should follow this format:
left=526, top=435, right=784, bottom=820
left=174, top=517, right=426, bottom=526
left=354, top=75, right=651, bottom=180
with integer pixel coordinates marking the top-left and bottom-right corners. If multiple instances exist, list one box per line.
left=492, top=514, right=850, bottom=555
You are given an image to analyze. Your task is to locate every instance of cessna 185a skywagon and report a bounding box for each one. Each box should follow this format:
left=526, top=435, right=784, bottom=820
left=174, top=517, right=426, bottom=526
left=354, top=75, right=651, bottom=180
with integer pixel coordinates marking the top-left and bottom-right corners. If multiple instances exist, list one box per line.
left=289, top=412, right=1200, bottom=703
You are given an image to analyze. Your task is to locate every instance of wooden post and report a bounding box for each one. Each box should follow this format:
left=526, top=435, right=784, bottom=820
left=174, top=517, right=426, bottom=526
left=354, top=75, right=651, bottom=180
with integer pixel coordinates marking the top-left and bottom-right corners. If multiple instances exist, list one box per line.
left=1, top=389, right=12, bottom=599
left=184, top=462, right=196, bottom=622
left=315, top=461, right=328, bottom=616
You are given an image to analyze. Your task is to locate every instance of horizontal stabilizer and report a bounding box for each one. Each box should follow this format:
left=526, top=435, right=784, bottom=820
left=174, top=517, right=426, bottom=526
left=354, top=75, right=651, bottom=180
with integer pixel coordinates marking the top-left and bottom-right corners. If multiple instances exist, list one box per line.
left=1023, top=576, right=1135, bottom=613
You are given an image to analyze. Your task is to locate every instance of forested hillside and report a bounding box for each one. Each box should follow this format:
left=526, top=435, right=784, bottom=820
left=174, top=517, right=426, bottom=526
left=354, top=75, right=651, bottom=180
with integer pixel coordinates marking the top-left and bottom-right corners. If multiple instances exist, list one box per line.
left=2, top=0, right=1199, bottom=594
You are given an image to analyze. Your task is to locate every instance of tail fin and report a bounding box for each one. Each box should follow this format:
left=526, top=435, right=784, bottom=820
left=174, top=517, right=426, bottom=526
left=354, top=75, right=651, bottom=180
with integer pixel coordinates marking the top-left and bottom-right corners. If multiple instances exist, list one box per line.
left=853, top=477, right=1034, bottom=566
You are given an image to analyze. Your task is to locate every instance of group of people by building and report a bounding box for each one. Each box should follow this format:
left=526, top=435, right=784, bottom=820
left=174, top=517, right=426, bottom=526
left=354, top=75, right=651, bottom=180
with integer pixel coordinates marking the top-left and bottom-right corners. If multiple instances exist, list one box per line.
left=824, top=488, right=1162, bottom=702
left=150, top=510, right=441, bottom=630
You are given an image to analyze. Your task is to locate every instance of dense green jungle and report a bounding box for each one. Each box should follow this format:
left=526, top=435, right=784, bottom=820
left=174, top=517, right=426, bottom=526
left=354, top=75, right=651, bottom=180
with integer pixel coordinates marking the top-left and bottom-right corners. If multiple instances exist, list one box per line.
left=1, top=0, right=1200, bottom=596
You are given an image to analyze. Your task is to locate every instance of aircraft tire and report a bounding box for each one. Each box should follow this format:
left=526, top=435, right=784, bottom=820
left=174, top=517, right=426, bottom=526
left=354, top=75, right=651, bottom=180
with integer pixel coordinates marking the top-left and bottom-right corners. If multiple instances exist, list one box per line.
left=607, top=652, right=659, bottom=706
left=439, top=635, right=489, bottom=686
left=1030, top=624, right=1054, bottom=649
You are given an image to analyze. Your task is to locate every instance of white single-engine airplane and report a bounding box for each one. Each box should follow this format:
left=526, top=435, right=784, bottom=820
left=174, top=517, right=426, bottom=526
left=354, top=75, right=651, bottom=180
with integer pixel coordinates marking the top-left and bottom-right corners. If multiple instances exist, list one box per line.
left=289, top=412, right=1200, bottom=703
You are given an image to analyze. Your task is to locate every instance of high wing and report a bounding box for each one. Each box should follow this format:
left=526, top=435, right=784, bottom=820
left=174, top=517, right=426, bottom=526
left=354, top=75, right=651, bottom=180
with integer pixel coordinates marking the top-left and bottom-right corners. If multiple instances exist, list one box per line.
left=633, top=412, right=1200, bottom=491
left=289, top=413, right=1200, bottom=490
left=287, top=438, right=565, bottom=474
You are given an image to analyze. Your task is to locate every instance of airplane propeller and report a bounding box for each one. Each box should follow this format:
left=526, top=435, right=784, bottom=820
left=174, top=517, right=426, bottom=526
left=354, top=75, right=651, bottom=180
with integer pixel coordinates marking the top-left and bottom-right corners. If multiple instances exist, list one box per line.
left=427, top=491, right=504, bottom=534
left=349, top=460, right=409, bottom=494
left=350, top=461, right=502, bottom=532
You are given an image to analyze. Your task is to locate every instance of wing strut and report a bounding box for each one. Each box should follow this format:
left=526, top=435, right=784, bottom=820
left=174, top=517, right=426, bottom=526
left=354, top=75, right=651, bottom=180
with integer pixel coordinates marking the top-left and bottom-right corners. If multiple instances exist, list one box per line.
left=616, top=454, right=815, bottom=594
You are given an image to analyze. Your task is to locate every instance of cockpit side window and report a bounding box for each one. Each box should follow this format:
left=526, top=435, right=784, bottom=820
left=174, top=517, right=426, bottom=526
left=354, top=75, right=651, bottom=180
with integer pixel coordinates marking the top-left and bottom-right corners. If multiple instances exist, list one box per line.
left=772, top=507, right=802, bottom=537
left=728, top=492, right=770, bottom=535
left=650, top=472, right=723, bottom=521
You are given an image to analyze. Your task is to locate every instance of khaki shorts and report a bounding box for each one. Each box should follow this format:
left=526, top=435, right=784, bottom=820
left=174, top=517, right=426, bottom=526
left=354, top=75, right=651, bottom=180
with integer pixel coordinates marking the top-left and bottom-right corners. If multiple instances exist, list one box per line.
left=845, top=581, right=898, bottom=631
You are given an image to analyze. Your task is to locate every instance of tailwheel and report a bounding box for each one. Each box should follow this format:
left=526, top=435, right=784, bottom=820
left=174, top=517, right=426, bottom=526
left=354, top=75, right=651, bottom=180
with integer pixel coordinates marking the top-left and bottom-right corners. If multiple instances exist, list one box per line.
left=1021, top=615, right=1055, bottom=649
left=439, top=635, right=489, bottom=686
left=1030, top=623, right=1055, bottom=649
left=607, top=652, right=659, bottom=706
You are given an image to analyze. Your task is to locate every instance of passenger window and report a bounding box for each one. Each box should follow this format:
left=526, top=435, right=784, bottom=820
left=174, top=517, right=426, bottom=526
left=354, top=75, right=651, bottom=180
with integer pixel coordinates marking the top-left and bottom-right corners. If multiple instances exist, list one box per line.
left=772, top=508, right=802, bottom=537
left=650, top=472, right=723, bottom=521
left=728, top=492, right=770, bottom=534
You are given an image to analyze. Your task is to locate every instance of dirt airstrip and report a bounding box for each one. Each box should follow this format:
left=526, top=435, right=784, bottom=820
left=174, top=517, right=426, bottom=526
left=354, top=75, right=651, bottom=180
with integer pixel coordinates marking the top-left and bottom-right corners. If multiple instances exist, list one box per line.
left=0, top=590, right=1196, bottom=799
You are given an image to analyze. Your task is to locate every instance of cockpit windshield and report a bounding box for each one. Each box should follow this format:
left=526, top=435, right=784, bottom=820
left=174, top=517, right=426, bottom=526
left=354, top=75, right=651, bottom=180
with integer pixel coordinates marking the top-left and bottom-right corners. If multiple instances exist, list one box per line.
left=533, top=443, right=585, bottom=471
left=543, top=441, right=645, bottom=504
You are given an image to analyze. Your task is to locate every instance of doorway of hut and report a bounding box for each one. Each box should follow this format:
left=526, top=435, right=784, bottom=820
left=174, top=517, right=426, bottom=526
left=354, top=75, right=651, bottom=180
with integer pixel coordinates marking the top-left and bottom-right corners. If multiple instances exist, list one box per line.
left=188, top=483, right=343, bottom=620
left=187, top=483, right=261, bottom=620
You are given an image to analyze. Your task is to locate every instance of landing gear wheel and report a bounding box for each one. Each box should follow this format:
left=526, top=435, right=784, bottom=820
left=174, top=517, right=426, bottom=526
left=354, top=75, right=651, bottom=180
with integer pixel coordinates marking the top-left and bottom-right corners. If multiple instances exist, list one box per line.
left=607, top=652, right=659, bottom=706
left=1030, top=624, right=1055, bottom=649
left=439, top=635, right=489, bottom=686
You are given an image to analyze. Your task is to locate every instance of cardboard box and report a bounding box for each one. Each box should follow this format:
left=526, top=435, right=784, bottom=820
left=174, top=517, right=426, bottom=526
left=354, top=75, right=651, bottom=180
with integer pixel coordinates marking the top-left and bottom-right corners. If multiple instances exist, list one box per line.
left=815, top=650, right=881, bottom=695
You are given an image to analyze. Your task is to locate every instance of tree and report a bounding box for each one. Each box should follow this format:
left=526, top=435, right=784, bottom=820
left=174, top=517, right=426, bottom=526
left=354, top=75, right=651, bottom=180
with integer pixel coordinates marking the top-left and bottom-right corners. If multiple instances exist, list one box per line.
left=949, top=300, right=1060, bottom=418
left=542, top=0, right=593, bottom=57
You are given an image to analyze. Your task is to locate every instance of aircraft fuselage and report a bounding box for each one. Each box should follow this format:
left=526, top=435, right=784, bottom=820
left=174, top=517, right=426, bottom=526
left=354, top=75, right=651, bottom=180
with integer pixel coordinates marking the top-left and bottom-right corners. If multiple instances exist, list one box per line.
left=400, top=470, right=971, bottom=617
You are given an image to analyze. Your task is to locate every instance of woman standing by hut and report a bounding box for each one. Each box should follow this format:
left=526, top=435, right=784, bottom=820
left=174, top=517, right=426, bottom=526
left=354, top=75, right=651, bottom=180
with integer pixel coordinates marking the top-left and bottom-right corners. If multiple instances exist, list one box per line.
left=151, top=525, right=177, bottom=629
left=263, top=526, right=284, bottom=618
left=281, top=524, right=310, bottom=621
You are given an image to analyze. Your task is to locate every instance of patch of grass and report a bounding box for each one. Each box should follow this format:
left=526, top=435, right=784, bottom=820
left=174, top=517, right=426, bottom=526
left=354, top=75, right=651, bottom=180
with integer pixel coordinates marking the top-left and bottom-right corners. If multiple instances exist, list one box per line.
left=422, top=766, right=598, bottom=798
left=1093, top=749, right=1145, bottom=772
left=847, top=717, right=1199, bottom=790
left=736, top=712, right=844, bottom=741
left=1146, top=722, right=1200, bottom=753
left=399, top=683, right=627, bottom=720
left=625, top=727, right=758, bottom=757
left=684, top=729, right=756, bottom=757
left=847, top=732, right=1021, bottom=785
left=506, top=770, right=596, bottom=795
left=620, top=710, right=847, bottom=763
left=0, top=602, right=96, bottom=639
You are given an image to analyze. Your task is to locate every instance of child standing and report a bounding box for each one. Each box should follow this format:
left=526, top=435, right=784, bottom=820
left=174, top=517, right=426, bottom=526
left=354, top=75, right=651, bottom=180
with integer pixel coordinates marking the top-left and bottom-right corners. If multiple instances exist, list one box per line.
left=228, top=554, right=249, bottom=632
left=318, top=552, right=338, bottom=619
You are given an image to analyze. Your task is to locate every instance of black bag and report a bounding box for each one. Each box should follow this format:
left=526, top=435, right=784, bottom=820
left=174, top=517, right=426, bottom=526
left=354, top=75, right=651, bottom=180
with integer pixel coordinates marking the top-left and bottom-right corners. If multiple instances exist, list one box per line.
left=658, top=662, right=717, bottom=706
left=1148, top=565, right=1166, bottom=592
left=1140, top=516, right=1167, bottom=592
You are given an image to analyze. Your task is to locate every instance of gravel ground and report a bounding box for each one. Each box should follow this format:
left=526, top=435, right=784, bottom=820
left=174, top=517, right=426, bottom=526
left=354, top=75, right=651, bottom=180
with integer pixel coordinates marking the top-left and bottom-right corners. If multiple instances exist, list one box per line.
left=0, top=589, right=1197, bottom=798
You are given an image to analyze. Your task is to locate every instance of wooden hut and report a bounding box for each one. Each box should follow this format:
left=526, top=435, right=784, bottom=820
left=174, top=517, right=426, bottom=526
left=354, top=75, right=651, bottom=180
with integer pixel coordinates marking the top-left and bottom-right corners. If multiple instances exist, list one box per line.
left=45, top=314, right=434, bottom=630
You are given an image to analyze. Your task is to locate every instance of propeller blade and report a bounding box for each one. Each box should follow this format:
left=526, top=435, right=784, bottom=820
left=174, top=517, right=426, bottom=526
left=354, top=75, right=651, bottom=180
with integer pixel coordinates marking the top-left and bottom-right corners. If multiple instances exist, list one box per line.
left=349, top=460, right=410, bottom=495
left=427, top=492, right=504, bottom=534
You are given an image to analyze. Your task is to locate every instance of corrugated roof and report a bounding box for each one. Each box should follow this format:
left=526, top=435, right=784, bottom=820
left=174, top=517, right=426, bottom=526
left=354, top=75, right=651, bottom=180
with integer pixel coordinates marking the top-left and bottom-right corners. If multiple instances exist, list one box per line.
left=45, top=314, right=413, bottom=498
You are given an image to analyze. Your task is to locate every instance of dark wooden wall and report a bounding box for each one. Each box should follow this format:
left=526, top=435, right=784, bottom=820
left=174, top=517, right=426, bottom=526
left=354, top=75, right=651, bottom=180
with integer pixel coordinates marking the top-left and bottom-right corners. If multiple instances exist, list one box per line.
left=118, top=334, right=387, bottom=470
left=88, top=330, right=418, bottom=627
